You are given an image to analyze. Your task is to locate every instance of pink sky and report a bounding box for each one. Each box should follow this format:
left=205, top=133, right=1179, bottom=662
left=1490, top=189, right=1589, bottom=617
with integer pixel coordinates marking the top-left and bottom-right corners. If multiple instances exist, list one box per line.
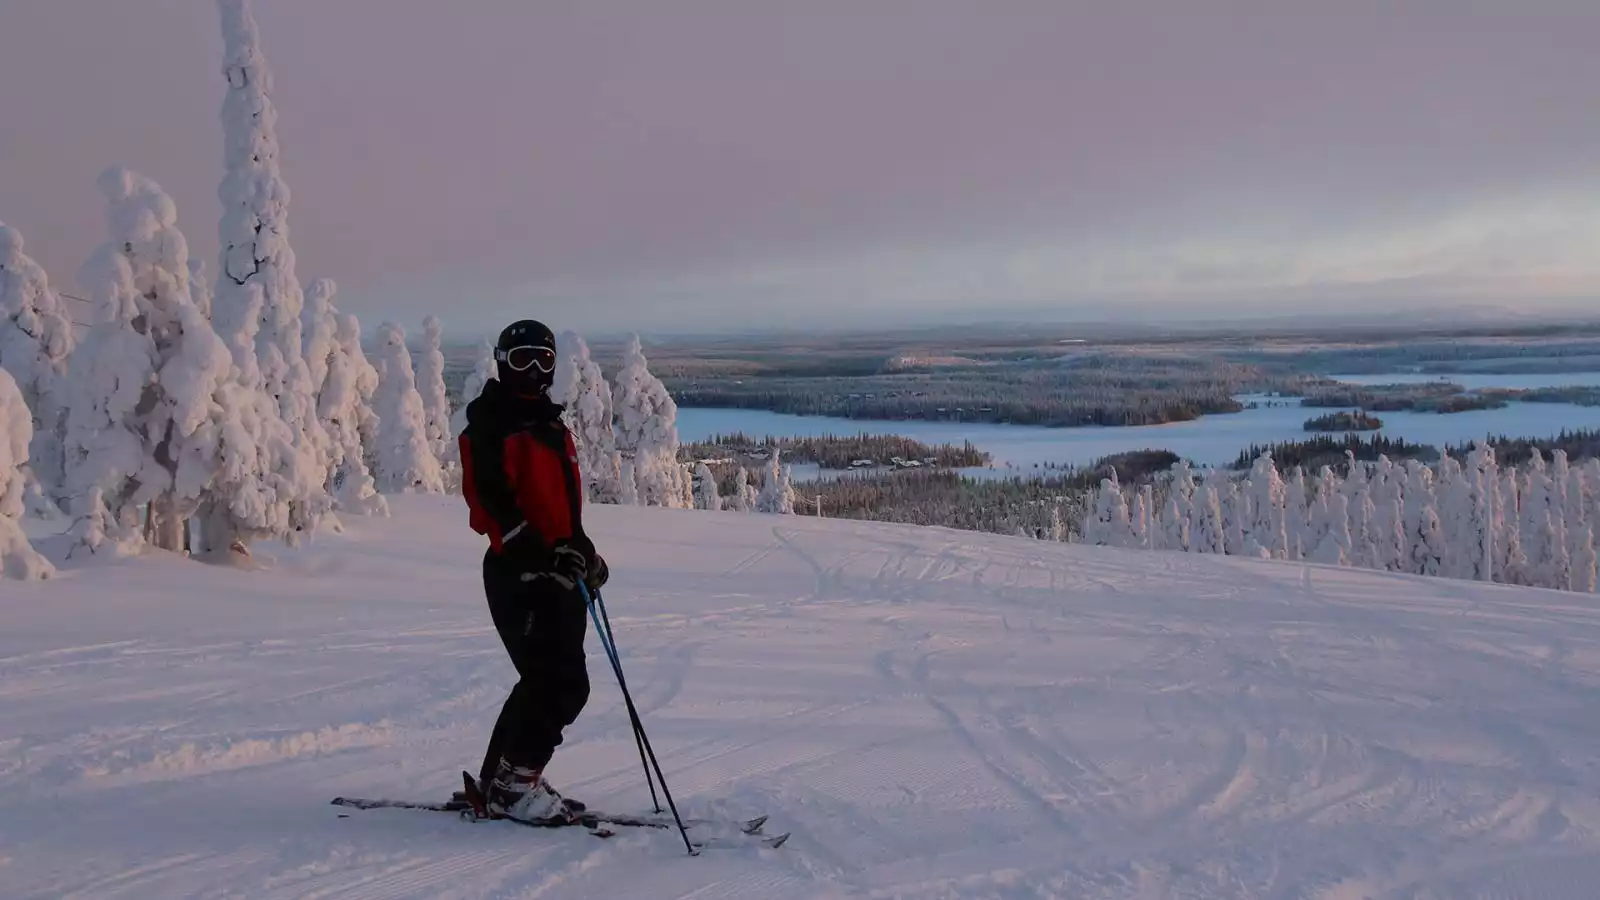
left=3, top=1, right=1598, bottom=334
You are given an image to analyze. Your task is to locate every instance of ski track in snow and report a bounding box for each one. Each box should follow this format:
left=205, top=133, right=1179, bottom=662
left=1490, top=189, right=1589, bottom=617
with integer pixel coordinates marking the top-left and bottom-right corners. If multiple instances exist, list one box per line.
left=5, top=496, right=1600, bottom=899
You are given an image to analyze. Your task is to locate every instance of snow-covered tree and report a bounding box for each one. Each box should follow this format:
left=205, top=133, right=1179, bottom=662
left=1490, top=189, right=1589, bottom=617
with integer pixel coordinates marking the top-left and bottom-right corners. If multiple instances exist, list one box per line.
left=1348, top=482, right=1380, bottom=569
left=316, top=310, right=387, bottom=517
left=724, top=467, right=753, bottom=512
left=1221, top=478, right=1246, bottom=555
left=1243, top=453, right=1287, bottom=559
left=214, top=0, right=331, bottom=538
left=618, top=456, right=639, bottom=506
left=451, top=340, right=496, bottom=440
left=416, top=316, right=451, bottom=461
left=1048, top=500, right=1068, bottom=543
left=55, top=169, right=250, bottom=556
left=612, top=335, right=683, bottom=507
left=1495, top=468, right=1529, bottom=585
left=756, top=447, right=796, bottom=514
left=302, top=278, right=339, bottom=401
left=1573, top=523, right=1598, bottom=593
left=1134, top=484, right=1154, bottom=549
left=1402, top=463, right=1447, bottom=576
left=1161, top=494, right=1189, bottom=551
left=1563, top=459, right=1589, bottom=566
left=0, top=222, right=75, bottom=497
left=1307, top=493, right=1352, bottom=566
left=553, top=331, right=621, bottom=503
left=1284, top=466, right=1310, bottom=560
left=0, top=368, right=53, bottom=579
left=1190, top=470, right=1227, bottom=554
left=1086, top=476, right=1133, bottom=547
left=1533, top=509, right=1572, bottom=591
left=372, top=322, right=443, bottom=494
left=1459, top=443, right=1499, bottom=582
left=693, top=461, right=722, bottom=511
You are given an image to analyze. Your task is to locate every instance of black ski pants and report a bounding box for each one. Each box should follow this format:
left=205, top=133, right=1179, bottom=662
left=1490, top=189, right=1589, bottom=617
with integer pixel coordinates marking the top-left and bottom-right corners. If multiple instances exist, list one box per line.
left=477, top=551, right=590, bottom=786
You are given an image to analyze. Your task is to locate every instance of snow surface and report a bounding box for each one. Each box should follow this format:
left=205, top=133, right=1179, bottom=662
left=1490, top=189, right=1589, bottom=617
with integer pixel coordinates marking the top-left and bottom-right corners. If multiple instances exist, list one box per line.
left=5, top=497, right=1600, bottom=898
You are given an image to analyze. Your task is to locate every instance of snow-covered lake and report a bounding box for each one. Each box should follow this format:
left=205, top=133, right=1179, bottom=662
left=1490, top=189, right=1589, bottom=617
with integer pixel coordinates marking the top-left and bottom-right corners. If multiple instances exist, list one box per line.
left=679, top=371, right=1600, bottom=471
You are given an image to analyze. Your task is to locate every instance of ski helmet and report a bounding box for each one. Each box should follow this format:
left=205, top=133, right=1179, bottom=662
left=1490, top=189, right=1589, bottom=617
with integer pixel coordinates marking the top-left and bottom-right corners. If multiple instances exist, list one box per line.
left=495, top=319, right=558, bottom=393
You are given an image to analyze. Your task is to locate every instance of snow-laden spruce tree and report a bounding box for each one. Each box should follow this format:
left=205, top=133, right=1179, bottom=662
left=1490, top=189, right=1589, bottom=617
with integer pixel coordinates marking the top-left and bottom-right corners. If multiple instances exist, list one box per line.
left=302, top=278, right=339, bottom=401
left=0, top=222, right=75, bottom=498
left=693, top=461, right=722, bottom=511
left=1348, top=481, right=1381, bottom=569
left=61, top=169, right=244, bottom=556
left=1243, top=453, right=1287, bottom=558
left=1402, top=462, right=1447, bottom=576
left=1518, top=451, right=1556, bottom=573
left=0, top=368, right=53, bottom=579
left=372, top=322, right=444, bottom=494
left=1464, top=443, right=1499, bottom=582
left=1086, top=476, right=1133, bottom=547
left=1369, top=457, right=1405, bottom=570
left=724, top=467, right=752, bottom=512
left=1221, top=479, right=1245, bottom=555
left=756, top=446, right=796, bottom=514
left=301, top=278, right=381, bottom=514
left=450, top=340, right=496, bottom=442
left=1495, top=467, right=1529, bottom=584
left=612, top=335, right=685, bottom=508
left=1190, top=470, right=1227, bottom=554
left=1584, top=460, right=1600, bottom=534
left=1284, top=466, right=1310, bottom=559
left=1307, top=493, right=1352, bottom=566
left=1161, top=494, right=1189, bottom=551
left=214, top=0, right=332, bottom=535
left=1533, top=509, right=1573, bottom=591
left=61, top=177, right=169, bottom=554
left=554, top=331, right=622, bottom=503
left=1561, top=454, right=1589, bottom=565
left=1134, top=484, right=1154, bottom=549
left=1573, top=523, right=1598, bottom=593
left=416, top=316, right=451, bottom=462
left=1161, top=463, right=1196, bottom=550
left=618, top=457, right=639, bottom=505
left=317, top=310, right=387, bottom=516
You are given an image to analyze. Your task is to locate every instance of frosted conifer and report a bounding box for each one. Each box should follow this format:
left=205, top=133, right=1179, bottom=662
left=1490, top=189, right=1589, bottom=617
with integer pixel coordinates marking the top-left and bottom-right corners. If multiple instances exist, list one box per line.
left=372, top=323, right=444, bottom=494
left=0, top=368, right=53, bottom=578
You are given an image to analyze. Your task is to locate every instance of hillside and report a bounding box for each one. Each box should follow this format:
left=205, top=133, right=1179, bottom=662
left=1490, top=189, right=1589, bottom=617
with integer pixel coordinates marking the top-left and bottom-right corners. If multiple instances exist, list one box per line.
left=3, top=498, right=1600, bottom=899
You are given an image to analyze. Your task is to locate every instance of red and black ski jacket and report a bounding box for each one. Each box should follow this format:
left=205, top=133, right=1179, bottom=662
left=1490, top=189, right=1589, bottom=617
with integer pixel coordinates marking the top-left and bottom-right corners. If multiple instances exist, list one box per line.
left=459, top=379, right=594, bottom=572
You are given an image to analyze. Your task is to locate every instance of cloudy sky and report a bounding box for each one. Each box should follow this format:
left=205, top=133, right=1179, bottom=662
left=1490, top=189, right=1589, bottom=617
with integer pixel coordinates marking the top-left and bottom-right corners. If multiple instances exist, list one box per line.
left=3, top=0, right=1598, bottom=336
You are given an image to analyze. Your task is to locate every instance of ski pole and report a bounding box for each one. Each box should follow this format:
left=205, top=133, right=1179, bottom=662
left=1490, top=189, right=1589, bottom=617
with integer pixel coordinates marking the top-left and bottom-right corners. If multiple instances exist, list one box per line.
left=586, top=587, right=660, bottom=814
left=581, top=583, right=694, bottom=855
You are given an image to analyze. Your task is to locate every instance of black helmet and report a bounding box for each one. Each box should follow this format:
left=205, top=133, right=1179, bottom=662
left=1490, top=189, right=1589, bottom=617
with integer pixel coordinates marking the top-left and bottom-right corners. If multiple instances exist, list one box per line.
left=495, top=319, right=558, bottom=393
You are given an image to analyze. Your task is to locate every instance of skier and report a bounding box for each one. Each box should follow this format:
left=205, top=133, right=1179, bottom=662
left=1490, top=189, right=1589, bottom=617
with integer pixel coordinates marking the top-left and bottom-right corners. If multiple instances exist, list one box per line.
left=459, top=319, right=609, bottom=821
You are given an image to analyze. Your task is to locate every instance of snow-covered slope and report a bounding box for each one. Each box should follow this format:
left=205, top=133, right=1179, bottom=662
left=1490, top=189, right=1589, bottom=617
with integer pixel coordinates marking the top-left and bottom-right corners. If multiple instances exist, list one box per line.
left=4, top=498, right=1600, bottom=899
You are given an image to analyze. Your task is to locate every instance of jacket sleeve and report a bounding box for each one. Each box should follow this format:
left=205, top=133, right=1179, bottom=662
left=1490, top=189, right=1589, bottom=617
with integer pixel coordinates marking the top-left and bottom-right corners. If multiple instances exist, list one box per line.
left=561, top=430, right=597, bottom=561
left=460, top=425, right=529, bottom=554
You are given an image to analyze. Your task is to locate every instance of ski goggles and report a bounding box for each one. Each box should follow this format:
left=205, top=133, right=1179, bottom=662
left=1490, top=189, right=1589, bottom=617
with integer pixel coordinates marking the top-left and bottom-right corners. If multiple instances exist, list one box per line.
left=497, top=344, right=556, bottom=373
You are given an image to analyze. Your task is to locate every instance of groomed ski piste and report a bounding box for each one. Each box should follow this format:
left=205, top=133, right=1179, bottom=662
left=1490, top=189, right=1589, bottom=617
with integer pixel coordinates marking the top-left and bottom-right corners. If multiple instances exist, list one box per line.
left=5, top=496, right=1600, bottom=899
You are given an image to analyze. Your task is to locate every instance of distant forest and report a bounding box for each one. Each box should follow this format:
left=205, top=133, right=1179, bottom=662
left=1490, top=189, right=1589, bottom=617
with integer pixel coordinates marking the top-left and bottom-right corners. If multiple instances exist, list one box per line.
left=681, top=432, right=989, bottom=469
left=665, top=354, right=1303, bottom=427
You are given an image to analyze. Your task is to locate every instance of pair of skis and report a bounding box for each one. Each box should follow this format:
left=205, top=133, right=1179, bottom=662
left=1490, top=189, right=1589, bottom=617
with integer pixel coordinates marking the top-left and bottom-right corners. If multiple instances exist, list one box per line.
left=330, top=772, right=789, bottom=851
left=334, top=587, right=776, bottom=853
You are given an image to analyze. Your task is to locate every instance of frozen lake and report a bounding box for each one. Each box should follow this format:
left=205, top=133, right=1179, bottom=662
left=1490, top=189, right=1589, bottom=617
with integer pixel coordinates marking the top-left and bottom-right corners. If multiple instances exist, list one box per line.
left=678, top=371, right=1600, bottom=472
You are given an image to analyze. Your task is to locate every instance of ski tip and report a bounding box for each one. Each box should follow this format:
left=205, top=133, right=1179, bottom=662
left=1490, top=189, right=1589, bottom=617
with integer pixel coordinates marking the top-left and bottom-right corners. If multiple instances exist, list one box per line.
left=765, top=833, right=791, bottom=849
left=330, top=797, right=346, bottom=806
left=743, top=814, right=769, bottom=834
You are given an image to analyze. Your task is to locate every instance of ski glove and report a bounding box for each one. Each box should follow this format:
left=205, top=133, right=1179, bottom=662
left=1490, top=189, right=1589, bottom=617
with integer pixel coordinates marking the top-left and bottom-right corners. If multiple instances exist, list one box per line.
left=586, top=553, right=609, bottom=593
left=551, top=542, right=588, bottom=588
